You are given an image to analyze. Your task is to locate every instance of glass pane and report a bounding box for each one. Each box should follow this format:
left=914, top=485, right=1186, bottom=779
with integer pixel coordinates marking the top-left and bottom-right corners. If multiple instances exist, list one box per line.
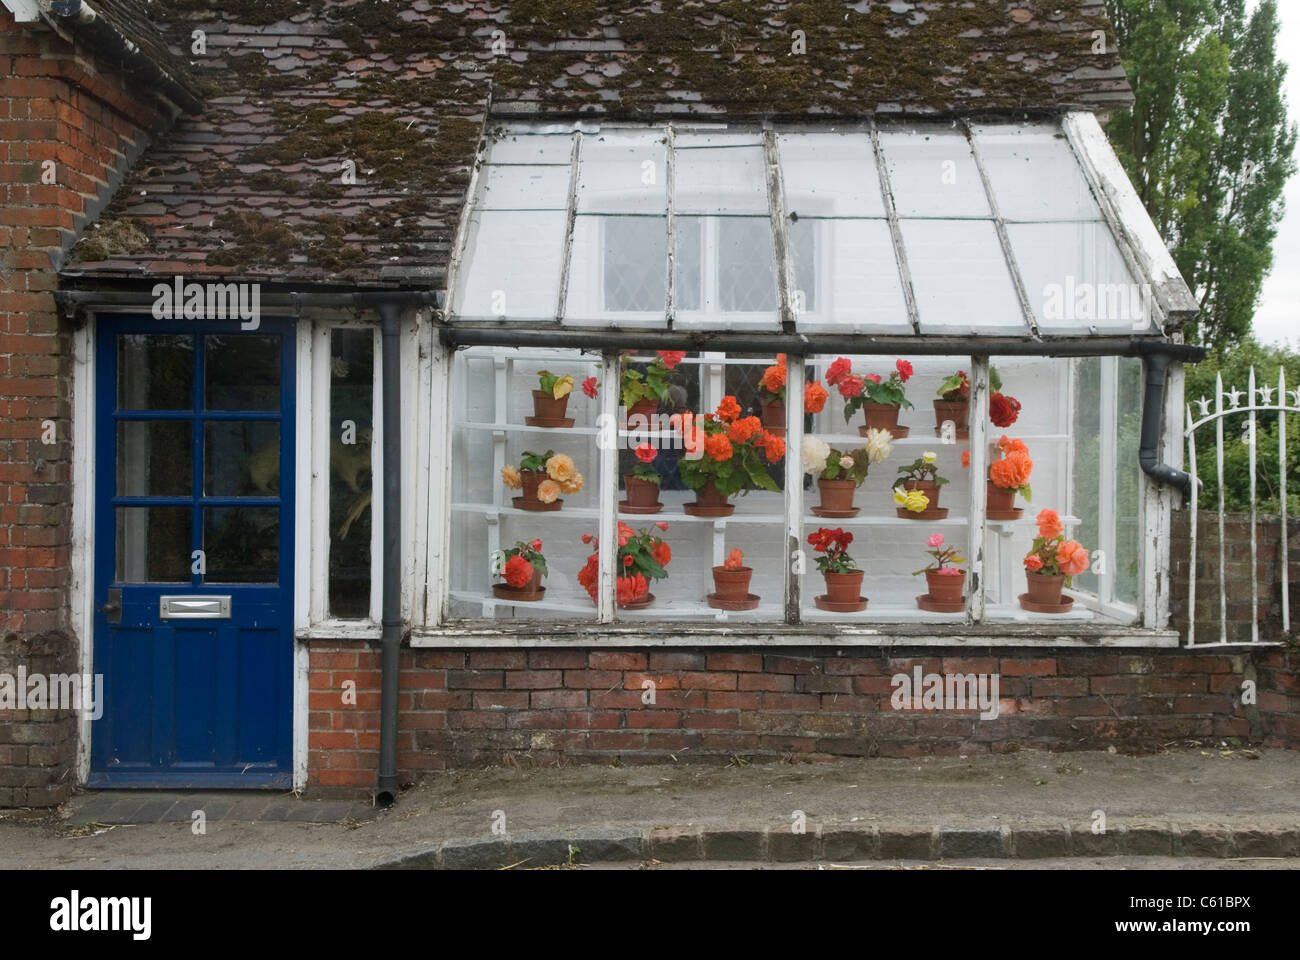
left=602, top=217, right=666, bottom=312
left=778, top=132, right=884, bottom=218
left=673, top=216, right=702, bottom=312
left=205, top=335, right=280, bottom=410
left=792, top=219, right=911, bottom=333
left=117, top=334, right=192, bottom=410
left=674, top=140, right=769, bottom=215
left=116, top=420, right=191, bottom=496
left=802, top=353, right=974, bottom=623
left=718, top=218, right=777, bottom=312
left=899, top=219, right=1026, bottom=335
left=477, top=164, right=570, bottom=210
left=115, top=507, right=191, bottom=582
left=878, top=127, right=990, bottom=218
left=204, top=421, right=280, bottom=496
left=1007, top=222, right=1149, bottom=335
left=204, top=507, right=278, bottom=582
left=452, top=209, right=566, bottom=320
left=614, top=353, right=787, bottom=623
left=329, top=329, right=374, bottom=619
left=488, top=131, right=574, bottom=164
left=972, top=124, right=1102, bottom=221
left=447, top=346, right=604, bottom=621
left=576, top=130, right=667, bottom=215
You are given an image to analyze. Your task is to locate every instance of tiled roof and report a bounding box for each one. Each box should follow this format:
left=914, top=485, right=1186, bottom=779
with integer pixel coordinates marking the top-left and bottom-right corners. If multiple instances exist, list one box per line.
left=61, top=0, right=1133, bottom=288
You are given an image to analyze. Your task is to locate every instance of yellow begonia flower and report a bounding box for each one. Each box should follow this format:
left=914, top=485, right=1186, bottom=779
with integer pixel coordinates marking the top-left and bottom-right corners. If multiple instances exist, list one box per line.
left=903, top=490, right=929, bottom=513
left=552, top=375, right=575, bottom=399
left=923, top=451, right=937, bottom=464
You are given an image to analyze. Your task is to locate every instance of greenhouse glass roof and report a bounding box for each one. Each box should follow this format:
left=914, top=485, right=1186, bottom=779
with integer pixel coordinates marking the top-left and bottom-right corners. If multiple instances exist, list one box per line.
left=449, top=113, right=1197, bottom=339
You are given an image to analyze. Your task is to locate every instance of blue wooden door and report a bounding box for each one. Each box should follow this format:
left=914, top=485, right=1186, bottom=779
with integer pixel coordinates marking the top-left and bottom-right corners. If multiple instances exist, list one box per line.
left=90, top=315, right=295, bottom=788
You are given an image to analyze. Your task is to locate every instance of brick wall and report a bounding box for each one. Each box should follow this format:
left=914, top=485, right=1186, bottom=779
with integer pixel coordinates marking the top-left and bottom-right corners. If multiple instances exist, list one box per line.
left=307, top=644, right=1266, bottom=794
left=0, top=9, right=180, bottom=806
left=1, top=10, right=171, bottom=638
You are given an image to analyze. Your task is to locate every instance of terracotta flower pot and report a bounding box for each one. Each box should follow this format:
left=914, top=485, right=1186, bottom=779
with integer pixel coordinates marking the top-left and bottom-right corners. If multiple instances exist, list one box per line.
left=986, top=480, right=1016, bottom=514
left=623, top=474, right=662, bottom=511
left=531, top=390, right=570, bottom=422
left=1025, top=571, right=1065, bottom=605
left=623, top=397, right=658, bottom=429
left=514, top=468, right=561, bottom=511
left=933, top=399, right=969, bottom=439
left=685, top=478, right=734, bottom=516
left=822, top=570, right=864, bottom=604
left=815, top=477, right=859, bottom=517
left=862, top=401, right=900, bottom=433
left=761, top=398, right=786, bottom=437
left=925, top=569, right=966, bottom=603
left=492, top=566, right=544, bottom=602
left=711, top=565, right=753, bottom=600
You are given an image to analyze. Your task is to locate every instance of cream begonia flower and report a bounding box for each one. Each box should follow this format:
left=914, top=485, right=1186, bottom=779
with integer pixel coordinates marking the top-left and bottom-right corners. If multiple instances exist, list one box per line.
left=546, top=453, right=578, bottom=482
left=922, top=450, right=937, bottom=464
left=802, top=435, right=831, bottom=474
left=537, top=479, right=562, bottom=503
left=558, top=472, right=584, bottom=494
left=863, top=427, right=894, bottom=465
left=501, top=465, right=523, bottom=489
left=838, top=455, right=854, bottom=470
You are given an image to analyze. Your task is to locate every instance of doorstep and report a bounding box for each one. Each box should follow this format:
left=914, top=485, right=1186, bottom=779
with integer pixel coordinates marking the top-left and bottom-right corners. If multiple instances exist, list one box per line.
left=63, top=791, right=375, bottom=826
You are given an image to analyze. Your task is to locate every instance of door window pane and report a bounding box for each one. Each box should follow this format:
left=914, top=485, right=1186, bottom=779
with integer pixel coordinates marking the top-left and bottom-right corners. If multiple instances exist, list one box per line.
left=117, top=335, right=192, bottom=410
left=115, top=507, right=191, bottom=582
left=205, top=421, right=280, bottom=497
left=204, top=507, right=279, bottom=582
left=206, top=335, right=280, bottom=410
left=116, top=420, right=191, bottom=496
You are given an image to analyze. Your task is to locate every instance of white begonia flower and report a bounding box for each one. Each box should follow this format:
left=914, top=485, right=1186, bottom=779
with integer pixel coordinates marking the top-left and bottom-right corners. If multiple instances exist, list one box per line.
left=863, top=427, right=894, bottom=465
left=923, top=451, right=937, bottom=464
left=802, top=435, right=831, bottom=474
left=839, top=455, right=854, bottom=469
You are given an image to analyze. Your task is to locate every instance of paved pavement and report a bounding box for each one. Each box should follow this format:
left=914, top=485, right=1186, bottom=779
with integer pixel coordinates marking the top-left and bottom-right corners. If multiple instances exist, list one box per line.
left=1, top=747, right=1297, bottom=869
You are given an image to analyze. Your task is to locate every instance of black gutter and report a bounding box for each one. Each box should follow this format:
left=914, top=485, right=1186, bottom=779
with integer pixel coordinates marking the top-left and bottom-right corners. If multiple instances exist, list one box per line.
left=376, top=302, right=403, bottom=807
left=440, top=327, right=1207, bottom=362
left=54, top=288, right=442, bottom=312
left=1139, top=352, right=1193, bottom=495
left=48, top=0, right=204, bottom=114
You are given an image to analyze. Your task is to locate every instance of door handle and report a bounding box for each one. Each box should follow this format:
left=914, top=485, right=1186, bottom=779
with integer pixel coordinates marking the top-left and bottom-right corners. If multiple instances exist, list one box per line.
left=102, top=588, right=122, bottom=624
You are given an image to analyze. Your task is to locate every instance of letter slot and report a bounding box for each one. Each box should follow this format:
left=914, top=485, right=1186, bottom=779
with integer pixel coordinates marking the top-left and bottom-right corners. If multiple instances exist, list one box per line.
left=159, top=595, right=232, bottom=620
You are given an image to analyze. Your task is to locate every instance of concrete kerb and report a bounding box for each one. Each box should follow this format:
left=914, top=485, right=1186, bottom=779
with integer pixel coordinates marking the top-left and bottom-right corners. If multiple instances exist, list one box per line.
left=370, top=822, right=1300, bottom=869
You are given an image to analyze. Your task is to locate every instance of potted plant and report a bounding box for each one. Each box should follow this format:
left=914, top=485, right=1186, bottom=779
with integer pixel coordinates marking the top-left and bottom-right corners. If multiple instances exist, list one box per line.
left=577, top=521, right=672, bottom=609
left=803, top=428, right=893, bottom=517
left=620, top=350, right=684, bottom=428
left=709, top=547, right=757, bottom=610
left=972, top=435, right=1033, bottom=520
left=989, top=367, right=1021, bottom=429
left=758, top=354, right=788, bottom=435
left=934, top=369, right=969, bottom=439
left=912, top=532, right=966, bottom=612
left=894, top=451, right=950, bottom=519
left=808, top=526, right=866, bottom=612
left=827, top=357, right=914, bottom=438
left=490, top=538, right=548, bottom=601
left=527, top=369, right=577, bottom=427
left=1020, top=509, right=1089, bottom=612
left=678, top=397, right=783, bottom=516
left=622, top=441, right=663, bottom=513
left=500, top=449, right=584, bottom=511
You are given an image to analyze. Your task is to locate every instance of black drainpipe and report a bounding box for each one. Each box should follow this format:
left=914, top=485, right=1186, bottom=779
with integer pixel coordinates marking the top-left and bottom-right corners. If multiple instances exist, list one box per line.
left=1139, top=351, right=1193, bottom=495
left=375, top=301, right=403, bottom=806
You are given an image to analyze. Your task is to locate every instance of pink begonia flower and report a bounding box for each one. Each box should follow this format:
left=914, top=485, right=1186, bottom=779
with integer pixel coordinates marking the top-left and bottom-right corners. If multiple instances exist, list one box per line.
left=927, top=533, right=944, bottom=548
left=935, top=567, right=964, bottom=576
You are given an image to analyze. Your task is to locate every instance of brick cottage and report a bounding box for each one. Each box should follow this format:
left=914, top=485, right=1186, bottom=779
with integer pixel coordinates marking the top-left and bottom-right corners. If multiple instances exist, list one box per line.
left=0, top=0, right=1296, bottom=806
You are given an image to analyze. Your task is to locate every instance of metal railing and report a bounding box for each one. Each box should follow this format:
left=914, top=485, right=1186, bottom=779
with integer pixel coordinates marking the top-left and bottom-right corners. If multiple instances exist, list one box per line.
left=1185, top=367, right=1298, bottom=645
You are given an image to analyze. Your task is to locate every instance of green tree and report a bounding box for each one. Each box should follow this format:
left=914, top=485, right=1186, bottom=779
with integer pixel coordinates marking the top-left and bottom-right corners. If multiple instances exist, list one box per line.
left=1105, top=0, right=1297, bottom=347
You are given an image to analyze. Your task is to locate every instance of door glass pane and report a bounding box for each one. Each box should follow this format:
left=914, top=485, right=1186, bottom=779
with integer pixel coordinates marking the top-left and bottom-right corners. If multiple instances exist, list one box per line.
left=205, top=335, right=280, bottom=410
left=115, top=507, right=191, bottom=582
left=205, top=421, right=280, bottom=496
left=116, top=421, right=191, bottom=496
left=204, top=507, right=279, bottom=582
left=117, top=335, right=192, bottom=410
left=329, top=329, right=374, bottom=618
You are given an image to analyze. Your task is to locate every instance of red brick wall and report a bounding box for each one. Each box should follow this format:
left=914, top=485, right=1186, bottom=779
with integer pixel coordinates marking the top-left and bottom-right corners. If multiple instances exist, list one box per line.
left=307, top=645, right=1266, bottom=793
left=0, top=10, right=165, bottom=637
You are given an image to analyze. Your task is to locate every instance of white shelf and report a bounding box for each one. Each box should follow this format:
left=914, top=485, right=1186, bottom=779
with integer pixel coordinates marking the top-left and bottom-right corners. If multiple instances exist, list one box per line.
left=452, top=501, right=600, bottom=519
left=615, top=597, right=787, bottom=621
left=458, top=421, right=600, bottom=436
left=450, top=589, right=596, bottom=616
left=801, top=601, right=966, bottom=623
left=815, top=432, right=1069, bottom=448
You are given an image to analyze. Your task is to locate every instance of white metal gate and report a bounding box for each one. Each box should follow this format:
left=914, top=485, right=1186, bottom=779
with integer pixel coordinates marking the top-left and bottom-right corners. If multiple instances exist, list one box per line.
left=1185, top=367, right=1298, bottom=645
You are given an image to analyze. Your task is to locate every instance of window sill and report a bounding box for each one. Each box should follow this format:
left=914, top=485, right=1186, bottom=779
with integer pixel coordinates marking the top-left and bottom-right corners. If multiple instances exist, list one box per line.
left=408, top=622, right=1180, bottom=649
left=297, top=620, right=382, bottom=642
